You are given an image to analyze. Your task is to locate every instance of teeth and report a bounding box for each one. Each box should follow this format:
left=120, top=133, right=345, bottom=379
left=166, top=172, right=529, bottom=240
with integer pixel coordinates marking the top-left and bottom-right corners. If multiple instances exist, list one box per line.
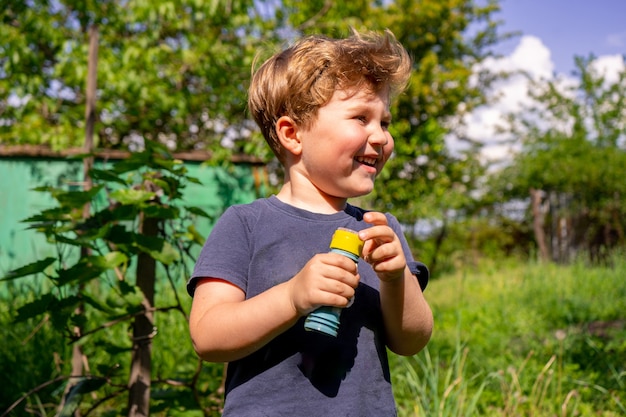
left=357, top=156, right=377, bottom=166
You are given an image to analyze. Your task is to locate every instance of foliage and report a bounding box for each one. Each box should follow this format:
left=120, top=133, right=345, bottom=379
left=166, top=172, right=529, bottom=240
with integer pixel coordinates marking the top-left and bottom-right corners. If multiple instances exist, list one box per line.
left=411, top=213, right=534, bottom=276
left=489, top=56, right=626, bottom=260
left=1, top=0, right=510, bottom=234
left=0, top=0, right=272, bottom=160
left=391, top=256, right=626, bottom=416
left=1, top=141, right=224, bottom=416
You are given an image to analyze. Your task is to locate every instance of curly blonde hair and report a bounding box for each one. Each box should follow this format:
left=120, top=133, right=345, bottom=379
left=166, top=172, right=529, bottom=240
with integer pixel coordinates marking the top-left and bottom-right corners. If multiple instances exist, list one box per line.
left=248, top=29, right=412, bottom=163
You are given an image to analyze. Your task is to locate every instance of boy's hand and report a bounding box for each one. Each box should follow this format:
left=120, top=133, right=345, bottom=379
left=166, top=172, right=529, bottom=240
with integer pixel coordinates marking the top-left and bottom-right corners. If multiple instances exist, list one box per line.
left=287, top=253, right=360, bottom=316
left=358, top=211, right=407, bottom=283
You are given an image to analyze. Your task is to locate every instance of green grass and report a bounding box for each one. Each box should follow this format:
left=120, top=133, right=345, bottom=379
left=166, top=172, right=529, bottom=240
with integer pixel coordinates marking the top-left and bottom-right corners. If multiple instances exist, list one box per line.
left=392, top=256, right=626, bottom=416
left=3, top=256, right=625, bottom=415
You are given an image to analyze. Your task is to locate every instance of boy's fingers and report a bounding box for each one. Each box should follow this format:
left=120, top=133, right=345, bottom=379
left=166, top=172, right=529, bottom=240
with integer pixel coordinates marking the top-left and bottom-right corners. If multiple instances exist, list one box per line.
left=362, top=211, right=388, bottom=226
left=359, top=224, right=394, bottom=243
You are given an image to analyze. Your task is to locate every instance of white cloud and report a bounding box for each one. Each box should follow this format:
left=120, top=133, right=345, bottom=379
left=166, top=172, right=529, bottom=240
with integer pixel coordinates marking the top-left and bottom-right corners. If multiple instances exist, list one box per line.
left=447, top=36, right=557, bottom=163
left=479, top=35, right=554, bottom=79
left=448, top=36, right=626, bottom=167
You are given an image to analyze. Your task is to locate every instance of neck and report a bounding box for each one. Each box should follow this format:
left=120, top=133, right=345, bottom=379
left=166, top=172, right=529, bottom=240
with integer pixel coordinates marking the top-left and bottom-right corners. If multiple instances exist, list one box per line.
left=276, top=182, right=347, bottom=214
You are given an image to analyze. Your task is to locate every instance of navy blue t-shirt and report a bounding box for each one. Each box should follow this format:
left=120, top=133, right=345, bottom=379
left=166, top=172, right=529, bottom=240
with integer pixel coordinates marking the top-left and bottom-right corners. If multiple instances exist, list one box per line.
left=188, top=196, right=428, bottom=416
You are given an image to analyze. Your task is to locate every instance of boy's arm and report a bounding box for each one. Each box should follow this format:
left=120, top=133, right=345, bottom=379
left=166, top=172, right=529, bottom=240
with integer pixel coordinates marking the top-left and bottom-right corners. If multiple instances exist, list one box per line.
left=359, top=212, right=433, bottom=356
left=379, top=266, right=433, bottom=356
left=189, top=278, right=299, bottom=362
left=189, top=252, right=360, bottom=362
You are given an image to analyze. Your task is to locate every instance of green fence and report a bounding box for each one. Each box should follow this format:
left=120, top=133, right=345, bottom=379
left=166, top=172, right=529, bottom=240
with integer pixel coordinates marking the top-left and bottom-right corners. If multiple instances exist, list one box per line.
left=0, top=156, right=263, bottom=275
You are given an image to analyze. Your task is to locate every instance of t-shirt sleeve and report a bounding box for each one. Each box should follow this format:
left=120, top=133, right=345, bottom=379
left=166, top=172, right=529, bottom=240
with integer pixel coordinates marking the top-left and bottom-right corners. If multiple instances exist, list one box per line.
left=385, top=212, right=429, bottom=291
left=408, top=261, right=429, bottom=291
left=186, top=206, right=252, bottom=297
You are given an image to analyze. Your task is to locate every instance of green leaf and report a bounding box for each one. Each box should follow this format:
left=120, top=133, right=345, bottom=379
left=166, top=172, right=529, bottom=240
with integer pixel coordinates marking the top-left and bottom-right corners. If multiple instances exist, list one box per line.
left=143, top=204, right=180, bottom=219
left=2, top=257, right=56, bottom=281
left=88, top=204, right=138, bottom=225
left=106, top=225, right=135, bottom=247
left=14, top=293, right=57, bottom=322
left=118, top=279, right=136, bottom=295
left=21, top=207, right=71, bottom=224
left=151, top=178, right=172, bottom=195
left=55, top=185, right=104, bottom=208
left=94, top=251, right=129, bottom=269
left=185, top=175, right=202, bottom=185
left=123, top=290, right=146, bottom=312
left=187, top=224, right=207, bottom=245
left=31, top=185, right=55, bottom=193
left=118, top=281, right=144, bottom=313
left=184, top=206, right=211, bottom=219
left=110, top=189, right=156, bottom=205
left=135, top=234, right=180, bottom=264
left=54, top=252, right=127, bottom=287
left=49, top=233, right=96, bottom=249
left=70, top=312, right=88, bottom=329
left=59, top=376, right=108, bottom=415
left=105, top=281, right=145, bottom=313
left=88, top=168, right=129, bottom=186
left=55, top=263, right=104, bottom=287
left=96, top=362, right=125, bottom=376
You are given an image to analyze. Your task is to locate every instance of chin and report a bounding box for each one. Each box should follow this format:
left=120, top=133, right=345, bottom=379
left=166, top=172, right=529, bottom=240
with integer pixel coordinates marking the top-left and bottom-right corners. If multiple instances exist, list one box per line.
left=349, top=186, right=375, bottom=198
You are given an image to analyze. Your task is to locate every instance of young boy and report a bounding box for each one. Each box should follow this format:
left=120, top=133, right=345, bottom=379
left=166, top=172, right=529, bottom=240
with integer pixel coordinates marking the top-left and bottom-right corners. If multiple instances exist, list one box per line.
left=188, top=29, right=433, bottom=416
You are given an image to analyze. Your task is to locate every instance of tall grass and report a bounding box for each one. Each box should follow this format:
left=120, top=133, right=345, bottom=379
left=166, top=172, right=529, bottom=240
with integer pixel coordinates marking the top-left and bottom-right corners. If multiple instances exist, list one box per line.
left=3, top=256, right=625, bottom=415
left=392, top=255, right=626, bottom=416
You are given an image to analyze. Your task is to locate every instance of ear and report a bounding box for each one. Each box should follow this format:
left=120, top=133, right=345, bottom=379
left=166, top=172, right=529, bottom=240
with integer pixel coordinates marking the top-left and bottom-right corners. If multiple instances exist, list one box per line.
left=275, top=115, right=302, bottom=156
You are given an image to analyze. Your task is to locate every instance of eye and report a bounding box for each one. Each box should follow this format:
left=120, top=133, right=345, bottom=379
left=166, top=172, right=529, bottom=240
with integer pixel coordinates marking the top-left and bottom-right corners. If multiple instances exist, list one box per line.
left=381, top=120, right=391, bottom=129
left=355, top=115, right=367, bottom=124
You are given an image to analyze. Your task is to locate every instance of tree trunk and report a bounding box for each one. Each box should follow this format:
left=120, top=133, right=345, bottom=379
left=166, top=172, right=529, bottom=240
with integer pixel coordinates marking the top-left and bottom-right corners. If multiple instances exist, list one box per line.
left=127, top=214, right=158, bottom=417
left=530, top=188, right=549, bottom=261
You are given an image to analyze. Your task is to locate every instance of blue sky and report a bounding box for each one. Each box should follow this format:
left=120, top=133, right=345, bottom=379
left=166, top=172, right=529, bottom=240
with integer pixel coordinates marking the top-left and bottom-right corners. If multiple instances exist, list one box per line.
left=447, top=0, right=626, bottom=162
left=493, top=0, right=626, bottom=75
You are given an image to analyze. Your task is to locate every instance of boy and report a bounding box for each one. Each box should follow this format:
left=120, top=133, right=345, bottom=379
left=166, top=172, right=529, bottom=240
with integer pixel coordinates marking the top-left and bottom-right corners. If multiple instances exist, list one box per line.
left=188, top=29, right=433, bottom=416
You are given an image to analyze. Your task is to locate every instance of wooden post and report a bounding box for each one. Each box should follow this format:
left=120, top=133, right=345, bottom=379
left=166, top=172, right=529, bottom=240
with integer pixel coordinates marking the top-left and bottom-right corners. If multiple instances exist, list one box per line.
left=530, top=188, right=549, bottom=261
left=127, top=213, right=158, bottom=417
left=83, top=24, right=98, bottom=187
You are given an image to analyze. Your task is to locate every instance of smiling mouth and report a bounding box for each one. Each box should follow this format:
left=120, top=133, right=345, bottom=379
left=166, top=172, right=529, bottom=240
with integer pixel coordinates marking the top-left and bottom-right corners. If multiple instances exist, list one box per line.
left=355, top=156, right=377, bottom=167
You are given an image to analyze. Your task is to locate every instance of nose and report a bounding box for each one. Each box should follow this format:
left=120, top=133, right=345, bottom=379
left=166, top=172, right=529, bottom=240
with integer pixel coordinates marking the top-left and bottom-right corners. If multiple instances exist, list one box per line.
left=369, top=125, right=390, bottom=148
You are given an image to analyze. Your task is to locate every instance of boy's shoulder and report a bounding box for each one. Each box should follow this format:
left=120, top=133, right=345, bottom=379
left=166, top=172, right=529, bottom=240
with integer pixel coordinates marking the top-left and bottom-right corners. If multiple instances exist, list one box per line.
left=223, top=197, right=277, bottom=214
left=219, top=197, right=272, bottom=225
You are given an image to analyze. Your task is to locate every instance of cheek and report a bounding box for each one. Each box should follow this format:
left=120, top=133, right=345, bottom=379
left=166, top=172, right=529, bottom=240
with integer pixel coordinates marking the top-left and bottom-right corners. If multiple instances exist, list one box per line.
left=383, top=136, right=395, bottom=159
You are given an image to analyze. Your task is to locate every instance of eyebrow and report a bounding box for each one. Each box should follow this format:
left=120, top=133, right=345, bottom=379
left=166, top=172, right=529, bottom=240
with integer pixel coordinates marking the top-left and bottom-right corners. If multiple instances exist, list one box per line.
left=346, top=103, right=392, bottom=121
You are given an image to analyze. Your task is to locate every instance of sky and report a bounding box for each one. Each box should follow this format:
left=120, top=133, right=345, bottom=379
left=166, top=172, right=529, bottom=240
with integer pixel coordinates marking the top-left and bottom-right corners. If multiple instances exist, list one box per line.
left=450, top=0, right=626, bottom=162
left=493, top=0, right=626, bottom=75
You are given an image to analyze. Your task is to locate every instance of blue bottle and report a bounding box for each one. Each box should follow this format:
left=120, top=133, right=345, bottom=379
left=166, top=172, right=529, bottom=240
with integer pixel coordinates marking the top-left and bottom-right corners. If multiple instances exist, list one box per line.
left=304, top=227, right=363, bottom=337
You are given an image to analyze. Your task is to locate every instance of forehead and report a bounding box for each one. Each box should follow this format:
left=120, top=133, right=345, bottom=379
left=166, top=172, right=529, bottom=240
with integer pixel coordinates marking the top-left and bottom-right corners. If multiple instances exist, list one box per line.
left=330, top=87, right=391, bottom=110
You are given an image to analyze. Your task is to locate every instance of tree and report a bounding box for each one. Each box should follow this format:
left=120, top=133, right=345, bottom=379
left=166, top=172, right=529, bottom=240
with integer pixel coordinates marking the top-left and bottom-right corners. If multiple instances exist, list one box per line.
left=2, top=1, right=506, bottom=221
left=491, top=56, right=626, bottom=262
left=1, top=0, right=271, bottom=159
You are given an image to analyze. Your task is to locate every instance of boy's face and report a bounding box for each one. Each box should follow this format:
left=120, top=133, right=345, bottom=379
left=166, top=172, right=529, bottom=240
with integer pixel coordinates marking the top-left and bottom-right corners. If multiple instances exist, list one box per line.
left=295, top=86, right=393, bottom=200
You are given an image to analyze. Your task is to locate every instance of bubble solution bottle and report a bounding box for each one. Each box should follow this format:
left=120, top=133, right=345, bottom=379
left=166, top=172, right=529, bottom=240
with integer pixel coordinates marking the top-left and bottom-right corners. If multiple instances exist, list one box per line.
left=303, top=227, right=364, bottom=337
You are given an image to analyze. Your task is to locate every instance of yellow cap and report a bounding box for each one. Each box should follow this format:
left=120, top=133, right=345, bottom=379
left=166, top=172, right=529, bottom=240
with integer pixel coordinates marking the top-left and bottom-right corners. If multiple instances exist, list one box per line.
left=330, top=227, right=363, bottom=257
